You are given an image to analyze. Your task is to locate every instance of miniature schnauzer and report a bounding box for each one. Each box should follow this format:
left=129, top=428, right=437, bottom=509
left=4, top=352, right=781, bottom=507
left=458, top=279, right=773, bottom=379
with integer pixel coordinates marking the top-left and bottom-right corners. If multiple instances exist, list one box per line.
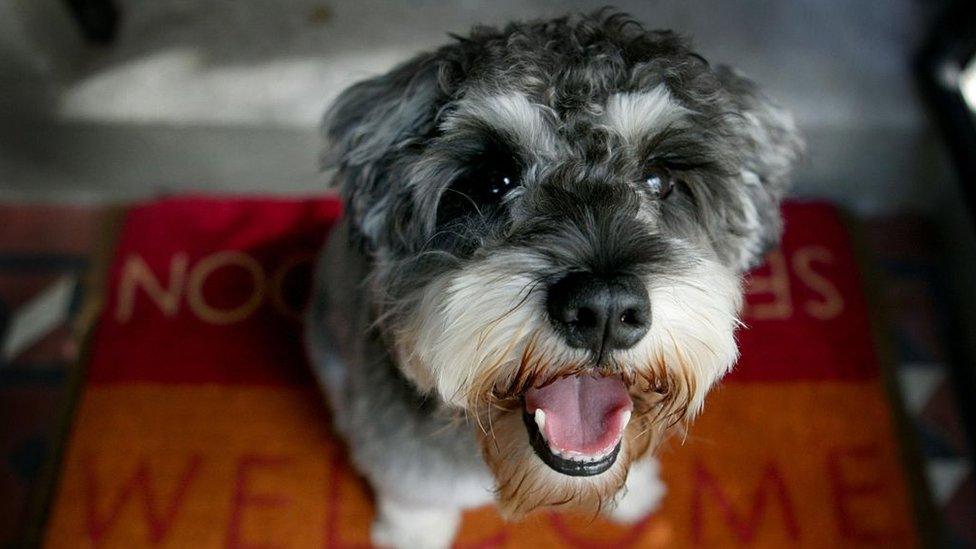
left=306, top=11, right=801, bottom=548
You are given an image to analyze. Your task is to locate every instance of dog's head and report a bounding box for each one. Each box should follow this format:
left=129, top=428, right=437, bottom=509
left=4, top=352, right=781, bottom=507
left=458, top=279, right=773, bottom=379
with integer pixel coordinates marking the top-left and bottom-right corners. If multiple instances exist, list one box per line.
left=322, top=11, right=801, bottom=517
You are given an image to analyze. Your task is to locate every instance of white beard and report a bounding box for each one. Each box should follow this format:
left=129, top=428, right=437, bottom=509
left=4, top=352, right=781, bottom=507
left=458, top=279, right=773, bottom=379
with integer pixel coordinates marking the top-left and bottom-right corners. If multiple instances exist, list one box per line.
left=394, top=247, right=742, bottom=419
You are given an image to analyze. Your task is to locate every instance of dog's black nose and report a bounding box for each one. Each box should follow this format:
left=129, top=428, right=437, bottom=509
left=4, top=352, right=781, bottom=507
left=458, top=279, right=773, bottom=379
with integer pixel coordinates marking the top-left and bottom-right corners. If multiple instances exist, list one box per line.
left=546, top=272, right=651, bottom=356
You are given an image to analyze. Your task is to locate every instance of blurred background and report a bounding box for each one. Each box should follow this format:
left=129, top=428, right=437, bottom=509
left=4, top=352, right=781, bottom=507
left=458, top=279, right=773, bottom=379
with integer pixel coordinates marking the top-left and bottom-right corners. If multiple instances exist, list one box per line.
left=2, top=0, right=975, bottom=546
left=0, top=0, right=962, bottom=205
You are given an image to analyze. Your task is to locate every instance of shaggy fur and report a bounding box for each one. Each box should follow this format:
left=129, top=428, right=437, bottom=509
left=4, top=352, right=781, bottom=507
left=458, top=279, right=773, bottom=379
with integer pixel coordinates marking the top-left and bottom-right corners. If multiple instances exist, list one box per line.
left=306, top=10, right=801, bottom=547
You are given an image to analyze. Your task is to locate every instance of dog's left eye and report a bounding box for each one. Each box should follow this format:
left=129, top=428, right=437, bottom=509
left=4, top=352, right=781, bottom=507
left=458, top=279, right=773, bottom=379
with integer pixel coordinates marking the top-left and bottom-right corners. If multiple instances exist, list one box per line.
left=644, top=167, right=676, bottom=199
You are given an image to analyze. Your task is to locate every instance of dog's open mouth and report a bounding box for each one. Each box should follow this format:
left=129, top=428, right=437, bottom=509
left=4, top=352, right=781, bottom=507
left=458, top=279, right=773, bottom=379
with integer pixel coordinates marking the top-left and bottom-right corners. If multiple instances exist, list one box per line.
left=522, top=374, right=633, bottom=476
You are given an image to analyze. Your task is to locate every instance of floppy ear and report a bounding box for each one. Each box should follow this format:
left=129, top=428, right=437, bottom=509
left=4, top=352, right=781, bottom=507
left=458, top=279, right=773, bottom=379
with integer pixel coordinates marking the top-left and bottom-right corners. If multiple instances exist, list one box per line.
left=322, top=53, right=447, bottom=245
left=715, top=66, right=804, bottom=271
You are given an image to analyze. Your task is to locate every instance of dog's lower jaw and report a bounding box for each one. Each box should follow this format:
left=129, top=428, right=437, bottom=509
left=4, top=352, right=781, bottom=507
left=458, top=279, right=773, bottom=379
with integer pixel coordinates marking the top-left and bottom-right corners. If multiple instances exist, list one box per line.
left=477, top=400, right=660, bottom=519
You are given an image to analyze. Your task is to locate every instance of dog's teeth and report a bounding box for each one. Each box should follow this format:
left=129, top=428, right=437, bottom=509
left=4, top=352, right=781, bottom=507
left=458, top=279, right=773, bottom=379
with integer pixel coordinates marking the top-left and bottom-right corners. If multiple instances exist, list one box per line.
left=621, top=410, right=632, bottom=428
left=534, top=409, right=546, bottom=435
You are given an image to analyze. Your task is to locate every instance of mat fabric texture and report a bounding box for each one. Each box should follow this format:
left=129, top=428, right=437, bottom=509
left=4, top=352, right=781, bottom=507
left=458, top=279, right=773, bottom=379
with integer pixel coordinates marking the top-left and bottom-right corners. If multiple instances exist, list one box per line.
left=43, top=197, right=918, bottom=547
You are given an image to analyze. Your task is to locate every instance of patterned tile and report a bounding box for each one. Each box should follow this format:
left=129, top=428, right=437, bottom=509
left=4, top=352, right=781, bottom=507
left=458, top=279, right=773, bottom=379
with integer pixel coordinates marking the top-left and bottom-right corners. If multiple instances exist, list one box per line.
left=863, top=215, right=974, bottom=545
left=0, top=205, right=101, bottom=547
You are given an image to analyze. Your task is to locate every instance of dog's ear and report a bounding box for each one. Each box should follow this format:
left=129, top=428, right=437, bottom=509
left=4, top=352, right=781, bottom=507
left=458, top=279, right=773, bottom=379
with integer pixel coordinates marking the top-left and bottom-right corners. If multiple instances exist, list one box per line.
left=715, top=66, right=804, bottom=271
left=322, top=53, right=448, bottom=245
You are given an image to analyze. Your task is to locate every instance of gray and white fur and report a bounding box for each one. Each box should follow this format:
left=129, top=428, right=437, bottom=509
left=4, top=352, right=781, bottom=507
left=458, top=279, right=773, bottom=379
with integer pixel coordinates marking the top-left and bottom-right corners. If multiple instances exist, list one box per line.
left=306, top=10, right=802, bottom=548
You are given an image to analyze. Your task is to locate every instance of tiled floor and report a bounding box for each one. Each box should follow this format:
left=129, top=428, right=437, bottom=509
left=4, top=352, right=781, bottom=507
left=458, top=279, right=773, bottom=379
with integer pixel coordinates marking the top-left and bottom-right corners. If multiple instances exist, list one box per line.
left=0, top=205, right=100, bottom=546
left=862, top=217, right=976, bottom=546
left=0, top=204, right=973, bottom=546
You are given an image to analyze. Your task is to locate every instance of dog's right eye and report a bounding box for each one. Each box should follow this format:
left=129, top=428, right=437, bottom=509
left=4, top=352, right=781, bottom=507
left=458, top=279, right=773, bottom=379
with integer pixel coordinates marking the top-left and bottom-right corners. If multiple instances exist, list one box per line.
left=456, top=169, right=518, bottom=203
left=437, top=168, right=519, bottom=224
left=437, top=134, right=523, bottom=227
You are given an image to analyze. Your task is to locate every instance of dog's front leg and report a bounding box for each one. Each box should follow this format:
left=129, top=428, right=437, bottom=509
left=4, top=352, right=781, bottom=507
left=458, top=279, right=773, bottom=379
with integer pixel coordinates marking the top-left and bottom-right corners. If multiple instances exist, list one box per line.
left=371, top=495, right=461, bottom=549
left=607, top=455, right=666, bottom=524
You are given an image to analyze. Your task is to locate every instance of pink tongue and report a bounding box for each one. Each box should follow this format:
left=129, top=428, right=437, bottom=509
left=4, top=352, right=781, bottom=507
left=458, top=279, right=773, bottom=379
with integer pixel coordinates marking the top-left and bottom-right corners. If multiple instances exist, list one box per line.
left=525, top=375, right=632, bottom=456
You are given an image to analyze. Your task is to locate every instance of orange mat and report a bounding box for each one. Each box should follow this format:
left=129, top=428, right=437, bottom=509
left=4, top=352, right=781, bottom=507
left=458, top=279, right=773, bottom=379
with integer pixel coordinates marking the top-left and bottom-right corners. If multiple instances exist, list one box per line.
left=44, top=197, right=918, bottom=547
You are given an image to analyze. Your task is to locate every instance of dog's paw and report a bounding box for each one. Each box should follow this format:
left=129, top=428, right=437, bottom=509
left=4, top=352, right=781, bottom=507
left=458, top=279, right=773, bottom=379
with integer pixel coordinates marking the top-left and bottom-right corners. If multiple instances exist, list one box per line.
left=371, top=498, right=461, bottom=549
left=607, top=456, right=666, bottom=524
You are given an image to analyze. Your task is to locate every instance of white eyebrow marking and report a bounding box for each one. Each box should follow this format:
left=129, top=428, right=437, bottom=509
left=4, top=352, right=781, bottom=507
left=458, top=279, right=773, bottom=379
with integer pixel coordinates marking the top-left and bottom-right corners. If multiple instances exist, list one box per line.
left=604, top=85, right=690, bottom=144
left=444, top=93, right=557, bottom=154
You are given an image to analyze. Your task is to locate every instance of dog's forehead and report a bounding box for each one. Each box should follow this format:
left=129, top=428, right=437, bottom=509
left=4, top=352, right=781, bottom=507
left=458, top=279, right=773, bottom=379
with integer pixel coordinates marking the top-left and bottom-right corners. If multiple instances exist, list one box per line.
left=442, top=85, right=690, bottom=158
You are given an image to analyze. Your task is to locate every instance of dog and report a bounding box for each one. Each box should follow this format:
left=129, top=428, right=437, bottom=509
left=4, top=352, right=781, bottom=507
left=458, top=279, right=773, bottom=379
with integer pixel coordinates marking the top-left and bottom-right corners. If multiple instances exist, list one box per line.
left=305, top=10, right=802, bottom=548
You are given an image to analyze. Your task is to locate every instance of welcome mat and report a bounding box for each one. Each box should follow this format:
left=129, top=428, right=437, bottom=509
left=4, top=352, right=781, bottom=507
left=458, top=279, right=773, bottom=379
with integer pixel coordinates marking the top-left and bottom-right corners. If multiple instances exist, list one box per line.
left=42, top=197, right=919, bottom=547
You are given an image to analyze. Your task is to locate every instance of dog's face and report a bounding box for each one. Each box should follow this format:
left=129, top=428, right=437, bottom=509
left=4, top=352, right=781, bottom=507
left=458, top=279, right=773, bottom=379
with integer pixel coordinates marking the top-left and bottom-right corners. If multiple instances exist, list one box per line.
left=323, top=13, right=801, bottom=517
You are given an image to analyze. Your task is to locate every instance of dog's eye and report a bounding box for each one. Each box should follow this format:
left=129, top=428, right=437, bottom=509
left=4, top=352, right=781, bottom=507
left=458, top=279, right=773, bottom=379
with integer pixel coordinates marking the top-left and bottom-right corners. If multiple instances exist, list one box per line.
left=448, top=169, right=518, bottom=206
left=484, top=171, right=518, bottom=199
left=644, top=167, right=676, bottom=199
left=437, top=168, right=520, bottom=225
left=436, top=133, right=523, bottom=227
